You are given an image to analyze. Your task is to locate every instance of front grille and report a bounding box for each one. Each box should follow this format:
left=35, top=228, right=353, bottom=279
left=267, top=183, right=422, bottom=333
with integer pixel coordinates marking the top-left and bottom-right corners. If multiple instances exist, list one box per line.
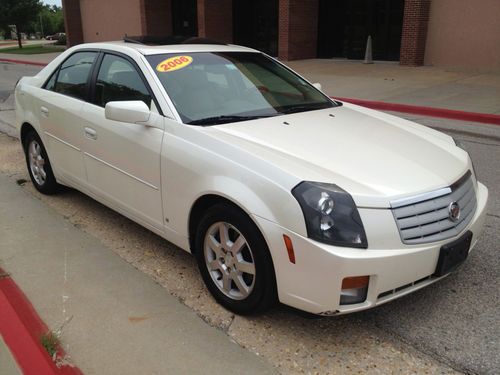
left=391, top=171, right=477, bottom=245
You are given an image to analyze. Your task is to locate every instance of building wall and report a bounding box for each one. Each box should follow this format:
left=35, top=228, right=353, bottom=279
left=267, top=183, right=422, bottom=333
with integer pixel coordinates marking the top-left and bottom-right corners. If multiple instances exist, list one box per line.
left=79, top=0, right=142, bottom=42
left=424, top=0, right=500, bottom=69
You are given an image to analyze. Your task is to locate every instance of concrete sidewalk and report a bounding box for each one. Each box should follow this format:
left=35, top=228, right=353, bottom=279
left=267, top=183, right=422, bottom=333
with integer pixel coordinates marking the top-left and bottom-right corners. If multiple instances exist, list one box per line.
left=288, top=59, right=500, bottom=114
left=0, top=173, right=276, bottom=374
left=0, top=337, right=21, bottom=375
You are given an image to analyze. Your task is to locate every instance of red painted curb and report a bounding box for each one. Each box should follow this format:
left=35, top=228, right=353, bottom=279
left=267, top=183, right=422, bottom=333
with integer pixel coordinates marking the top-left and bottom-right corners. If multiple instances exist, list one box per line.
left=335, top=96, right=500, bottom=126
left=0, top=58, right=48, bottom=67
left=0, top=268, right=83, bottom=375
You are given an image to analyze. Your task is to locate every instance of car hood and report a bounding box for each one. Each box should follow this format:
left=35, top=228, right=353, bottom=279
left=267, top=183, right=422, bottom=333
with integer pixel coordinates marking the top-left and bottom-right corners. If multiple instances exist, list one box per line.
left=204, top=104, right=470, bottom=208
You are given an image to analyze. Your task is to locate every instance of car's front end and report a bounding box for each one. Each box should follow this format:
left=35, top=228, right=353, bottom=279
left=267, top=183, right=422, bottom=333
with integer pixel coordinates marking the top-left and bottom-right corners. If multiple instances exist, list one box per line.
left=198, top=104, right=489, bottom=315
left=253, top=172, right=487, bottom=315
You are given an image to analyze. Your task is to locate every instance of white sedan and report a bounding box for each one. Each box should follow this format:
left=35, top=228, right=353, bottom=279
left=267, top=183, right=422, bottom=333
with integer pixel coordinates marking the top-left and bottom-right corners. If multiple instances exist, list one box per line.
left=15, top=38, right=488, bottom=315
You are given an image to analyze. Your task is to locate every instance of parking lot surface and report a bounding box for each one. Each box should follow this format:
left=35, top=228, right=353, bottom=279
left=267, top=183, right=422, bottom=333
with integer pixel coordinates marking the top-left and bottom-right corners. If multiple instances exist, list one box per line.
left=0, top=62, right=498, bottom=374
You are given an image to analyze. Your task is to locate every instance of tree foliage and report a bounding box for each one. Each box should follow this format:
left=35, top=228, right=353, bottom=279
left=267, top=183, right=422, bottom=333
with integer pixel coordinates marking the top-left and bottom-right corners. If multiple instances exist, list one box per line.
left=30, top=4, right=65, bottom=37
left=0, top=0, right=43, bottom=48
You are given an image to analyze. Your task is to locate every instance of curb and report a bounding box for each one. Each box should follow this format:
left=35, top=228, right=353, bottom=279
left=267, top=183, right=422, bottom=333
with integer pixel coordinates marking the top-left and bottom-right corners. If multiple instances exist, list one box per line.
left=0, top=268, right=82, bottom=375
left=335, top=97, right=500, bottom=126
left=1, top=57, right=499, bottom=126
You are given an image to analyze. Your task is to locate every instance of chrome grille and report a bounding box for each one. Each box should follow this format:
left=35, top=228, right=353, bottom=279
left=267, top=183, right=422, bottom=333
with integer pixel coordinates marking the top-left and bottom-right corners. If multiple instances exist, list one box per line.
left=391, top=172, right=477, bottom=245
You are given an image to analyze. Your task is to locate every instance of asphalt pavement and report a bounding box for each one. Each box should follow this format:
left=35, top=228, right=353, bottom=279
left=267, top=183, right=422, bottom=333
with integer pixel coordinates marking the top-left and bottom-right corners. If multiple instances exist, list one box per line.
left=0, top=61, right=499, bottom=374
left=364, top=116, right=500, bottom=374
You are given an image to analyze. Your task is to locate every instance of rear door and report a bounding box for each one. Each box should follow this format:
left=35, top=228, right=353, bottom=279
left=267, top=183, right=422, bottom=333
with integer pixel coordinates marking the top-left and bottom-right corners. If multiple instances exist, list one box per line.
left=80, top=52, right=165, bottom=230
left=37, top=51, right=97, bottom=186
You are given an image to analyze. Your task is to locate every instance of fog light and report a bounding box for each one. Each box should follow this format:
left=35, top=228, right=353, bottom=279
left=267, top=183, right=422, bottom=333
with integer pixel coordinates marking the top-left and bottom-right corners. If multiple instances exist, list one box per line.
left=340, top=276, right=369, bottom=305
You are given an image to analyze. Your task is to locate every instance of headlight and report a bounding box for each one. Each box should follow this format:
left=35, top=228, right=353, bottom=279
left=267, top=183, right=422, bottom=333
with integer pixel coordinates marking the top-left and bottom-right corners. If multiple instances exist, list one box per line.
left=292, top=182, right=368, bottom=248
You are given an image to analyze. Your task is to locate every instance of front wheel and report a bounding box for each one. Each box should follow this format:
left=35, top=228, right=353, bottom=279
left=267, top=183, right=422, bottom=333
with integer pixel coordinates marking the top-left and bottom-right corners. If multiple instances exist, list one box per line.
left=194, top=204, right=277, bottom=315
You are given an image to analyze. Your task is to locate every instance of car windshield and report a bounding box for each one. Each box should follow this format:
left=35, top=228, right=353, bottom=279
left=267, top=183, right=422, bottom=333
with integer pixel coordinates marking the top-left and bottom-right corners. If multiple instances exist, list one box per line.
left=146, top=52, right=336, bottom=125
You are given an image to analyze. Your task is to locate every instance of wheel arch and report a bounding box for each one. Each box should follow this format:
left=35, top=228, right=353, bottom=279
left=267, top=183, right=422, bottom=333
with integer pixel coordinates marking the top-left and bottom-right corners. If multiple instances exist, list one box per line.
left=20, top=122, right=37, bottom=148
left=188, top=194, right=259, bottom=254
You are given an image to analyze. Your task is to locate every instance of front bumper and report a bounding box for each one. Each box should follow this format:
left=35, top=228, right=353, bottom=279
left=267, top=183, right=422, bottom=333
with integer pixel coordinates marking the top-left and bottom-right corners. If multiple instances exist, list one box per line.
left=253, top=182, right=488, bottom=315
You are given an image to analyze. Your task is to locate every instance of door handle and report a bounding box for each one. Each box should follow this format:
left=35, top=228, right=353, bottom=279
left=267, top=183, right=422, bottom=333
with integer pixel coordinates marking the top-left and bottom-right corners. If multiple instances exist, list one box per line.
left=84, top=127, right=97, bottom=140
left=40, top=106, right=49, bottom=117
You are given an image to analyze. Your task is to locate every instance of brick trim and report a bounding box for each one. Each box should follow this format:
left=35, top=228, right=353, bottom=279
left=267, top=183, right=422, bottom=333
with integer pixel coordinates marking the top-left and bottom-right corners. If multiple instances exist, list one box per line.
left=139, top=0, right=148, bottom=36
left=278, top=0, right=318, bottom=61
left=140, top=0, right=172, bottom=36
left=61, top=0, right=84, bottom=47
left=278, top=0, right=290, bottom=60
left=197, top=0, right=232, bottom=42
left=400, top=0, right=431, bottom=66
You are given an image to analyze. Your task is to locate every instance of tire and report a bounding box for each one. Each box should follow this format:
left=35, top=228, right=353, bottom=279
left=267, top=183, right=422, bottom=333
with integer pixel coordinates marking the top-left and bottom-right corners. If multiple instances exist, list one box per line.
left=194, top=203, right=277, bottom=315
left=23, top=130, right=60, bottom=195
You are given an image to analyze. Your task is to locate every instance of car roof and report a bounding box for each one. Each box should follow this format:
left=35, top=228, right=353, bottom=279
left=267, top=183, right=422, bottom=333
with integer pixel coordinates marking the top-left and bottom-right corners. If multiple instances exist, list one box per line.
left=74, top=40, right=260, bottom=56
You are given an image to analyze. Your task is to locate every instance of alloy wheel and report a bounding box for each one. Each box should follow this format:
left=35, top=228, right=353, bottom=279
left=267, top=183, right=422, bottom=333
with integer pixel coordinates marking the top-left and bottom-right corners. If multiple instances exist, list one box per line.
left=203, top=221, right=256, bottom=300
left=28, top=140, right=46, bottom=186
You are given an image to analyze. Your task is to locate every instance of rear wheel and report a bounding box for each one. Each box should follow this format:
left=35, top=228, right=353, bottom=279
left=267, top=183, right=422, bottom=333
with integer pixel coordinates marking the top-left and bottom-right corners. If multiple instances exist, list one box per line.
left=195, top=203, right=277, bottom=315
left=23, top=130, right=60, bottom=194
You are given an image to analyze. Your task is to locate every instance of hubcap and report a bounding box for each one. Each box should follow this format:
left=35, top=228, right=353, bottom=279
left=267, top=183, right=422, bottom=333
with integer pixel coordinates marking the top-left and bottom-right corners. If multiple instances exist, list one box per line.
left=28, top=140, right=46, bottom=186
left=204, top=222, right=256, bottom=300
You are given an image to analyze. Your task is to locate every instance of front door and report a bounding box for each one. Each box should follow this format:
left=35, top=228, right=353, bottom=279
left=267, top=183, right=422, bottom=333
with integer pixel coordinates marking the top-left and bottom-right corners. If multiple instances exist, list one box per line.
left=81, top=53, right=165, bottom=230
left=36, top=51, right=98, bottom=186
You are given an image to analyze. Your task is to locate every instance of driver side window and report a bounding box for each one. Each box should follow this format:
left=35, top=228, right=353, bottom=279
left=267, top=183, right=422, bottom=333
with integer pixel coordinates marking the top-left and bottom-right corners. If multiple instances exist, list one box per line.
left=95, top=54, right=152, bottom=108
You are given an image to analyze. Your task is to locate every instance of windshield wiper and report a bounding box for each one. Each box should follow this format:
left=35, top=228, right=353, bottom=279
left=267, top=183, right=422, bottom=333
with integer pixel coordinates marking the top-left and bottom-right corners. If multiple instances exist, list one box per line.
left=280, top=102, right=336, bottom=115
left=187, top=114, right=277, bottom=125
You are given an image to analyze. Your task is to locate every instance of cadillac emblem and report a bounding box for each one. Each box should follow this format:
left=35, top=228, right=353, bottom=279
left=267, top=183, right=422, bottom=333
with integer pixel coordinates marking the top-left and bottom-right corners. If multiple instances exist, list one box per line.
left=448, top=201, right=460, bottom=222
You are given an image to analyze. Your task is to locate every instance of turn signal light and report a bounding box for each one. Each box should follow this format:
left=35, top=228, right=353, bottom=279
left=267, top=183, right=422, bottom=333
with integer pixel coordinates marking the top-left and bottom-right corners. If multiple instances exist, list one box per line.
left=283, top=235, right=295, bottom=264
left=342, top=276, right=369, bottom=289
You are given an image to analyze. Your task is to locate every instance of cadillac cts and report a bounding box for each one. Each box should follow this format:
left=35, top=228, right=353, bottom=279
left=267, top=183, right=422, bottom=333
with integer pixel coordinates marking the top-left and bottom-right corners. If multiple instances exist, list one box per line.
left=15, top=39, right=488, bottom=315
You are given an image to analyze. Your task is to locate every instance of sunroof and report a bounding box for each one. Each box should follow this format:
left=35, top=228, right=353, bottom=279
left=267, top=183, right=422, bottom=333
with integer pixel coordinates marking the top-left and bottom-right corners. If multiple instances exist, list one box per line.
left=123, top=35, right=227, bottom=46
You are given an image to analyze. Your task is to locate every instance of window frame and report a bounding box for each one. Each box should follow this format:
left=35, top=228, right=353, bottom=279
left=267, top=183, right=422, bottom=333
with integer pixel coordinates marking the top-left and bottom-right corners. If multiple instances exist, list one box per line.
left=42, top=49, right=163, bottom=116
left=89, top=50, right=163, bottom=116
left=42, top=49, right=100, bottom=102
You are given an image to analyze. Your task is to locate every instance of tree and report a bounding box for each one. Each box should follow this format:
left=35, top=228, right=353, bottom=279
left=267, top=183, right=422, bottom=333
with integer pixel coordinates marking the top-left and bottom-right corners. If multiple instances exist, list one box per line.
left=0, top=0, right=43, bottom=48
left=27, top=4, right=64, bottom=37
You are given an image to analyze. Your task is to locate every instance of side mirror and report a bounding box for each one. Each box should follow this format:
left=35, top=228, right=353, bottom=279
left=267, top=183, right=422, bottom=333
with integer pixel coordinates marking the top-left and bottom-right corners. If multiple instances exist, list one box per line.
left=312, top=82, right=322, bottom=91
left=105, top=101, right=151, bottom=124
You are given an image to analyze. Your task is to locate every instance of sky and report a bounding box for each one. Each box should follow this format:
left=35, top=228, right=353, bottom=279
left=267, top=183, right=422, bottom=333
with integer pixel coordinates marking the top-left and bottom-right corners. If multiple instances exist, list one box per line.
left=43, top=0, right=62, bottom=6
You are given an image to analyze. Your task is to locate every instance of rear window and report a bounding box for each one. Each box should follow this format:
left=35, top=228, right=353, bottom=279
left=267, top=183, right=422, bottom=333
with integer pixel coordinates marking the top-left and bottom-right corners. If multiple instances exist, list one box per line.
left=52, top=51, right=97, bottom=101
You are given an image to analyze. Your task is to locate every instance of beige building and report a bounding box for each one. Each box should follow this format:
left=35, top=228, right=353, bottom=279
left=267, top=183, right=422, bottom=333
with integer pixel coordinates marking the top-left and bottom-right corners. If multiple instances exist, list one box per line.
left=62, top=0, right=500, bottom=70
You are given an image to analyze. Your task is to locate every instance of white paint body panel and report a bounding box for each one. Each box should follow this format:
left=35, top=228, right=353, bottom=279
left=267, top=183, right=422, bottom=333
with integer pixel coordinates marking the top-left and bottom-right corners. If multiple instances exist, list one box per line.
left=14, top=42, right=489, bottom=315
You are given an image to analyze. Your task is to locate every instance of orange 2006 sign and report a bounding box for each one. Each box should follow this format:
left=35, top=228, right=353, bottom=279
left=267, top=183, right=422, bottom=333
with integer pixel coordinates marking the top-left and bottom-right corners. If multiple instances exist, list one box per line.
left=156, top=55, right=193, bottom=72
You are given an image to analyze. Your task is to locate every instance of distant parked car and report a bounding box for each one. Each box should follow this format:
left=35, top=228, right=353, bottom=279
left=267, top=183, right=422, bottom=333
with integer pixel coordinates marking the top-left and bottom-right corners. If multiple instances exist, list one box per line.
left=45, top=33, right=65, bottom=41
left=14, top=38, right=488, bottom=316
